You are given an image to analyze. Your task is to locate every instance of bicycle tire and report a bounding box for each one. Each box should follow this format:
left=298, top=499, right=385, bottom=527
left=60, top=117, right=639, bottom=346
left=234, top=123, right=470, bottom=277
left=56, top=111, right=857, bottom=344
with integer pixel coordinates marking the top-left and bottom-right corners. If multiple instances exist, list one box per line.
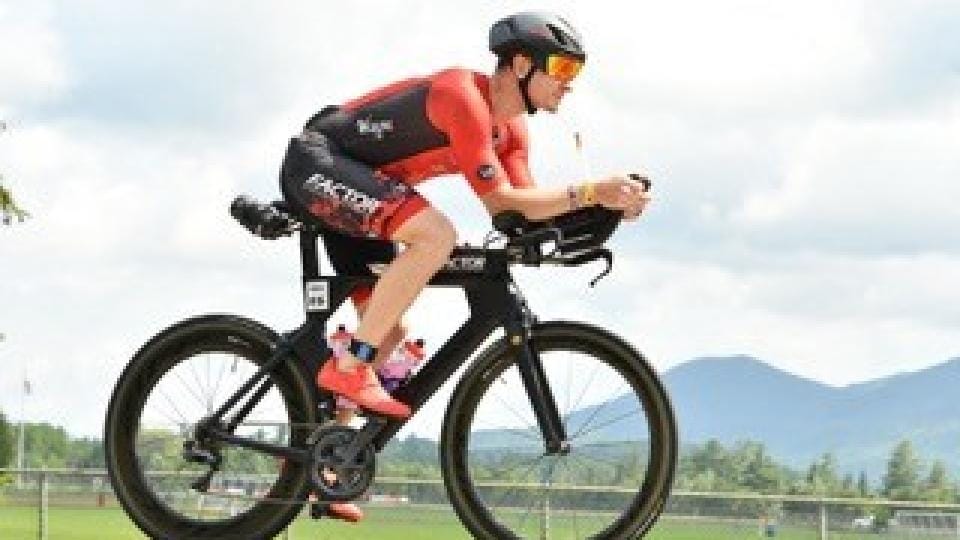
left=104, top=314, right=317, bottom=539
left=441, top=321, right=677, bottom=539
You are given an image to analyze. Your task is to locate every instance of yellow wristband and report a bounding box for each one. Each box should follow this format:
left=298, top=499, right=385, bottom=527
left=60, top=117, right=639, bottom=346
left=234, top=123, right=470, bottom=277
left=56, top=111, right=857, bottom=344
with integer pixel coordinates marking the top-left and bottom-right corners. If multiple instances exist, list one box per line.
left=579, top=182, right=597, bottom=206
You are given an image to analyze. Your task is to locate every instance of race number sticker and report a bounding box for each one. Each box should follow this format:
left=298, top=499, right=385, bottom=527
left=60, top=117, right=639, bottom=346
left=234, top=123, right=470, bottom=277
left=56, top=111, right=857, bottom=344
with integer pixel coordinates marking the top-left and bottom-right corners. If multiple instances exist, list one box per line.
left=304, top=280, right=330, bottom=312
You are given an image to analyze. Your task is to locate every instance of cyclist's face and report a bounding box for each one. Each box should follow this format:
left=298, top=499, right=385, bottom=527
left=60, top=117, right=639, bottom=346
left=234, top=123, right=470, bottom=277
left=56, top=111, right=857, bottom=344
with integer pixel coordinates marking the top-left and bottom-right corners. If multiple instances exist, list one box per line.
left=528, top=69, right=572, bottom=113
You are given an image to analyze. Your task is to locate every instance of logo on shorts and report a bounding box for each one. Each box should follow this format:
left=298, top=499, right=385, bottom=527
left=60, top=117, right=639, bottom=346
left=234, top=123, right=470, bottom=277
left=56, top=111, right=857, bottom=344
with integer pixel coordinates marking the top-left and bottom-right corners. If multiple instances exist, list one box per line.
left=477, top=164, right=496, bottom=181
left=303, top=173, right=380, bottom=216
left=356, top=116, right=394, bottom=140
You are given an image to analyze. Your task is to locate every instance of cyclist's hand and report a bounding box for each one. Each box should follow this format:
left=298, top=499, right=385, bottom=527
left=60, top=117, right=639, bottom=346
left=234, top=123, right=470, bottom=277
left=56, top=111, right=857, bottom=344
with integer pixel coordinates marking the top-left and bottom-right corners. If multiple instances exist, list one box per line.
left=595, top=175, right=652, bottom=221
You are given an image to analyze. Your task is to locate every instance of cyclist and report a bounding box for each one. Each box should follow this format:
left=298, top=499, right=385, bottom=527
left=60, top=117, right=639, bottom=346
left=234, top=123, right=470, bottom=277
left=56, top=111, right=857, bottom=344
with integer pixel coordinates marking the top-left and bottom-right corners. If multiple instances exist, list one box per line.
left=279, top=11, right=651, bottom=521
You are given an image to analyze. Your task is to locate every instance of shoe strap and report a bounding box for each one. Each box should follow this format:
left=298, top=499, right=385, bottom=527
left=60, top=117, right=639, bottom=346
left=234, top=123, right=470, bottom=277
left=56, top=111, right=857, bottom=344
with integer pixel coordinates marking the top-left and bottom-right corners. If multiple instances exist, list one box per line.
left=348, top=338, right=378, bottom=363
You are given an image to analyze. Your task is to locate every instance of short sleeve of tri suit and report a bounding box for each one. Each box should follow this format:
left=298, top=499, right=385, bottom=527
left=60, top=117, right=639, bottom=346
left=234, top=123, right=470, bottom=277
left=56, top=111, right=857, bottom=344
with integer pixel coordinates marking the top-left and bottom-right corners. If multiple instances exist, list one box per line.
left=500, top=117, right=535, bottom=189
left=426, top=71, right=513, bottom=197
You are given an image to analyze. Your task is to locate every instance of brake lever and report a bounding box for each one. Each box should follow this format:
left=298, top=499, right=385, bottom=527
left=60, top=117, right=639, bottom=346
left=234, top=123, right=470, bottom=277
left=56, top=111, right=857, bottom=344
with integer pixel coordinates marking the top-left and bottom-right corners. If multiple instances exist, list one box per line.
left=561, top=248, right=614, bottom=287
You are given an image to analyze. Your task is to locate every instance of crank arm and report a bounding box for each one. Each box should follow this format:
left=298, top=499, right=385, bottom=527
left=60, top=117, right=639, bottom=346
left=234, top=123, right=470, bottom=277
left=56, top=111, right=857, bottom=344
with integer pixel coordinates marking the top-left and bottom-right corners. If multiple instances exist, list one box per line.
left=338, top=418, right=388, bottom=464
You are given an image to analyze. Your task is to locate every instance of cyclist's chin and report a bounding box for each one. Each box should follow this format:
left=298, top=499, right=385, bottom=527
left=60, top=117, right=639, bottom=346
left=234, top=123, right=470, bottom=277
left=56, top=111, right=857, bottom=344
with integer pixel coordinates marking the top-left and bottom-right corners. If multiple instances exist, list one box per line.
left=541, top=97, right=563, bottom=114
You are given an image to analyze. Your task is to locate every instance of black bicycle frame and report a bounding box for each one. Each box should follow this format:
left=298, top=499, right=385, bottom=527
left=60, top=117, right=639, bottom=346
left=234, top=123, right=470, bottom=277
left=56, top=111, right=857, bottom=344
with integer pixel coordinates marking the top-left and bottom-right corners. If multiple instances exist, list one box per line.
left=201, top=227, right=569, bottom=464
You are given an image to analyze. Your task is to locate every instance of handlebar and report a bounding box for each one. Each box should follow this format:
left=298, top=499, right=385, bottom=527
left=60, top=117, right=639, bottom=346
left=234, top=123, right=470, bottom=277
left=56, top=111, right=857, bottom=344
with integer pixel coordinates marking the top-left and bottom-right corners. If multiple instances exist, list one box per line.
left=493, top=209, right=622, bottom=287
left=490, top=174, right=651, bottom=285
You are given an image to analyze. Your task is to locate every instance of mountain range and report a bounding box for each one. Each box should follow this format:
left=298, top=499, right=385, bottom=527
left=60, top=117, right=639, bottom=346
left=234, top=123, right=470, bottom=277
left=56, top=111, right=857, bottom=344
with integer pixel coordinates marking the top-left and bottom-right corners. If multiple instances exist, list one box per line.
left=663, top=355, right=960, bottom=478
left=470, top=355, right=960, bottom=479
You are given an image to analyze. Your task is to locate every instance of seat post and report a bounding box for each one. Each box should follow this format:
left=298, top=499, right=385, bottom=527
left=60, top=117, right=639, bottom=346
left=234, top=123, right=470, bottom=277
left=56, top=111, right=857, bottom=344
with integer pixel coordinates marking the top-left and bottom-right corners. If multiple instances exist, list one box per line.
left=299, top=229, right=321, bottom=279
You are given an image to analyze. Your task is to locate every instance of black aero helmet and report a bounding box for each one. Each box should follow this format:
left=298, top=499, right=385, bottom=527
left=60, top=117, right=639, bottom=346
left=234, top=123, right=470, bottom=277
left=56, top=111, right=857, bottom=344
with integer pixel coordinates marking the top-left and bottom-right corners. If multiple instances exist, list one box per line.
left=489, top=11, right=586, bottom=63
left=489, top=11, right=586, bottom=114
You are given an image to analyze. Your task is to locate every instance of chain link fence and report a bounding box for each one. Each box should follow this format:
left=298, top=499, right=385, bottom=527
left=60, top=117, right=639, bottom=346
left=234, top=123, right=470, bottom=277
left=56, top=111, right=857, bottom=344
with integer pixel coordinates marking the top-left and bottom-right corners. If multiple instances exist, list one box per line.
left=3, top=468, right=960, bottom=539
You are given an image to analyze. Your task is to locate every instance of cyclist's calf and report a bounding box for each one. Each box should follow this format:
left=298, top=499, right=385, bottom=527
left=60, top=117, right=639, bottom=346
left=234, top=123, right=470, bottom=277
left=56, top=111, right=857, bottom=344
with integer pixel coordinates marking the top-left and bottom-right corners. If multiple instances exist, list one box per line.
left=352, top=208, right=455, bottom=351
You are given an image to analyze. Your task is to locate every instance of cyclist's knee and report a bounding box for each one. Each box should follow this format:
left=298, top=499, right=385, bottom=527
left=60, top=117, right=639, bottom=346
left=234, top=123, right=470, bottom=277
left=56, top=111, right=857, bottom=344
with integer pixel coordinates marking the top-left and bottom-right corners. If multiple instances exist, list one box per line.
left=393, top=208, right=456, bottom=253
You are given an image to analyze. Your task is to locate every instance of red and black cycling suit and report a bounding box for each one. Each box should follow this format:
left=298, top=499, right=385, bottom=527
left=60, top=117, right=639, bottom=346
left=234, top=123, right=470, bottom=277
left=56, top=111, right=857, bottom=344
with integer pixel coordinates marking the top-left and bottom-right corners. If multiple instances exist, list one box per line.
left=280, top=67, right=534, bottom=303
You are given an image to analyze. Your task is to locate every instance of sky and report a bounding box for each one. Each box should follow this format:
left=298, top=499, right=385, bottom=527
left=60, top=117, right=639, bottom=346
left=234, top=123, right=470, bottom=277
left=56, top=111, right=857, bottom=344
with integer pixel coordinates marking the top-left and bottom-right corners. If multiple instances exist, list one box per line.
left=1, top=0, right=958, bottom=439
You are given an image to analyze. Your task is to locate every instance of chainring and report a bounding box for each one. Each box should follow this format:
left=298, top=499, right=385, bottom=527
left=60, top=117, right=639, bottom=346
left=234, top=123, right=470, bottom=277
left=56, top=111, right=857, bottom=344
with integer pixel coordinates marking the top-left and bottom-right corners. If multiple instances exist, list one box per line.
left=308, top=425, right=376, bottom=502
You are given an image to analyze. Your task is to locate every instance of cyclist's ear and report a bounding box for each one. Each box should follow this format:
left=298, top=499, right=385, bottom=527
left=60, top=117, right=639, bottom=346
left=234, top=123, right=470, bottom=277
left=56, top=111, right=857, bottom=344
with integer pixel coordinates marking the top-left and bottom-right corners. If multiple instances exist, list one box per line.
left=511, top=54, right=534, bottom=80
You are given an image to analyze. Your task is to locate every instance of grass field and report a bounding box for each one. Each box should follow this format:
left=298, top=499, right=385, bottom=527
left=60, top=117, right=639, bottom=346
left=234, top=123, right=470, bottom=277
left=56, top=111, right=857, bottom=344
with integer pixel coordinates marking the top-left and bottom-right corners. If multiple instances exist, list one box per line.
left=0, top=504, right=906, bottom=539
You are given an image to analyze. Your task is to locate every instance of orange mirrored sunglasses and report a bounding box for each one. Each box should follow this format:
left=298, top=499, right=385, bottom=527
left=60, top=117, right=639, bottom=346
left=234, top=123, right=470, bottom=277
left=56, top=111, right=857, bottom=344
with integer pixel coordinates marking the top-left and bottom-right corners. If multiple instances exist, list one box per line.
left=545, top=54, right=584, bottom=84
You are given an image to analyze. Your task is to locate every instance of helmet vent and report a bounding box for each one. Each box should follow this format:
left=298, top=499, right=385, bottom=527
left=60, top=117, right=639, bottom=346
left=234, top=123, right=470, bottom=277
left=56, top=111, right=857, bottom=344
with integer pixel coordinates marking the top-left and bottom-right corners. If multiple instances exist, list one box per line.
left=546, top=24, right=570, bottom=45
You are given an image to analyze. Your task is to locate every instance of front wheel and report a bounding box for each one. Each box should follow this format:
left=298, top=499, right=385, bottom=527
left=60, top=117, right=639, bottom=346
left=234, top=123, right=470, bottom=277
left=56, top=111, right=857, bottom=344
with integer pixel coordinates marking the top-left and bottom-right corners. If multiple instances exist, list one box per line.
left=441, top=321, right=677, bottom=539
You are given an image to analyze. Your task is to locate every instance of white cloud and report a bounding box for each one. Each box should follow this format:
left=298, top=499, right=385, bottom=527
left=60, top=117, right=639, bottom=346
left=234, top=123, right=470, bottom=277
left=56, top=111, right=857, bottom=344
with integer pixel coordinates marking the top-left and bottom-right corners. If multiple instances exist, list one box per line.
left=733, top=102, right=960, bottom=253
left=541, top=251, right=960, bottom=386
left=0, top=2, right=69, bottom=111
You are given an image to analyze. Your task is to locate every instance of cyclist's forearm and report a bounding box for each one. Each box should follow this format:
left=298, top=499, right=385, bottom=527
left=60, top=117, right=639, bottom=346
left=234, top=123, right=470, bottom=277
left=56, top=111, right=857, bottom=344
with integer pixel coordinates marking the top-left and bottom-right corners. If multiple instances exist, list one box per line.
left=483, top=184, right=582, bottom=221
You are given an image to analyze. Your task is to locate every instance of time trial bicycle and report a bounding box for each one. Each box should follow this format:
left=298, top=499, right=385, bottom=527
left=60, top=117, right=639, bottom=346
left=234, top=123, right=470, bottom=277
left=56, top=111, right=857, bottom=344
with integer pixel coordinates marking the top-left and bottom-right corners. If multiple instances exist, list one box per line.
left=104, top=178, right=677, bottom=539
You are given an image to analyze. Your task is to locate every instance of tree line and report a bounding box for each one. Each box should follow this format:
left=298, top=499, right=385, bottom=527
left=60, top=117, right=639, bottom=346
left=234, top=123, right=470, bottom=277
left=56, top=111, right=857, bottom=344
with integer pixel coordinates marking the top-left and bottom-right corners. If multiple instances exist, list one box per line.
left=0, top=413, right=954, bottom=503
left=0, top=418, right=104, bottom=473
left=674, top=438, right=954, bottom=503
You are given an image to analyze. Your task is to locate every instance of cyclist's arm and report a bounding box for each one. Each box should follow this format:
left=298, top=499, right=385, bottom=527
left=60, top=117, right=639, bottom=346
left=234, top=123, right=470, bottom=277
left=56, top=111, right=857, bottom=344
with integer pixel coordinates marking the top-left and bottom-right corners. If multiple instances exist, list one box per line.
left=501, top=119, right=535, bottom=189
left=493, top=123, right=653, bottom=220
left=427, top=72, right=645, bottom=220
left=483, top=174, right=652, bottom=221
left=483, top=121, right=577, bottom=220
left=481, top=182, right=574, bottom=220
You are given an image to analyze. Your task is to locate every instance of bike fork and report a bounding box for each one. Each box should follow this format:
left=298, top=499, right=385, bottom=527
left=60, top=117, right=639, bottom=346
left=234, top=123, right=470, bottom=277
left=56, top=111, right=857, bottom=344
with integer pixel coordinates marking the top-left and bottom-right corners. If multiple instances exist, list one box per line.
left=507, top=286, right=570, bottom=456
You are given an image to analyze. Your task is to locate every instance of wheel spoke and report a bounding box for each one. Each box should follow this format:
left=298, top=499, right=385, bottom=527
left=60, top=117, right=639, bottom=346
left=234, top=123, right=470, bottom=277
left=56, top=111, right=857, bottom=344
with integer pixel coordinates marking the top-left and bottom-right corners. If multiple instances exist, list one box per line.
left=570, top=445, right=640, bottom=473
left=571, top=407, right=642, bottom=443
left=189, top=359, right=210, bottom=405
left=208, top=353, right=231, bottom=413
left=516, top=459, right=555, bottom=536
left=487, top=453, right=547, bottom=515
left=157, top=386, right=191, bottom=426
left=570, top=382, right=629, bottom=441
left=563, top=352, right=574, bottom=431
left=471, top=422, right=540, bottom=443
left=171, top=368, right=209, bottom=410
left=490, top=377, right=540, bottom=431
left=483, top=452, right=547, bottom=485
left=151, top=407, right=188, bottom=432
left=205, top=355, right=212, bottom=411
left=566, top=361, right=602, bottom=427
left=559, top=457, right=583, bottom=539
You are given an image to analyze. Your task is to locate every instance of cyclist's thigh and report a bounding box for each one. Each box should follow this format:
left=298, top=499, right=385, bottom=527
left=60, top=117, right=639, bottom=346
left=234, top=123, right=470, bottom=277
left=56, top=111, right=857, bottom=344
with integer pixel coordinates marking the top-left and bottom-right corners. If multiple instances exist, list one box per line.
left=320, top=229, right=395, bottom=306
left=279, top=130, right=429, bottom=240
left=321, top=228, right=396, bottom=277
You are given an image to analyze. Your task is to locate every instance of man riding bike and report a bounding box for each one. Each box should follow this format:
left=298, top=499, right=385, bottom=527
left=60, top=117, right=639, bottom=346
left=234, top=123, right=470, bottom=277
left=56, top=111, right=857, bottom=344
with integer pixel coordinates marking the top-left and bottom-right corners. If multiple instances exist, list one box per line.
left=279, top=11, right=651, bottom=522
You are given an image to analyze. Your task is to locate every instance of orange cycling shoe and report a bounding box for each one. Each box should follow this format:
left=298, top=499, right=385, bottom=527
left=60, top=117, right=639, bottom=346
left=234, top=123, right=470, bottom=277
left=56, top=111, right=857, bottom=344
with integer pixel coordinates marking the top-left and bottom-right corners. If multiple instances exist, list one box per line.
left=317, top=359, right=412, bottom=419
left=326, top=502, right=364, bottom=523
